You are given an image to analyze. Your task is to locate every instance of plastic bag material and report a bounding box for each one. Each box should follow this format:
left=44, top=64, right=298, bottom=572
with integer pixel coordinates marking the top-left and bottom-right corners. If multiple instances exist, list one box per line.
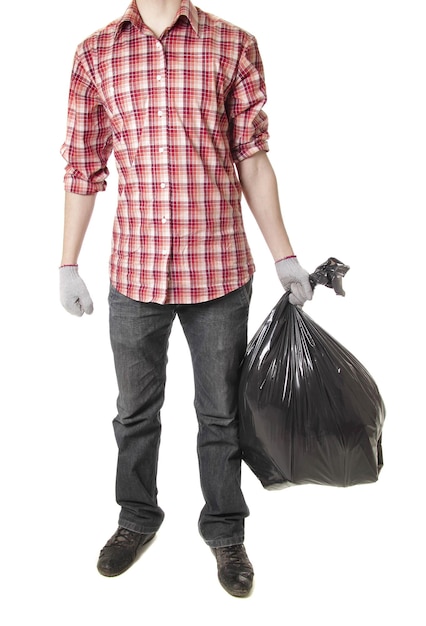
left=238, top=258, right=385, bottom=489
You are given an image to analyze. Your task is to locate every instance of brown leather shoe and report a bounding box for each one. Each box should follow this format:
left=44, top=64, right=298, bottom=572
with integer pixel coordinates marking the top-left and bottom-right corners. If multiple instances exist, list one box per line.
left=97, top=527, right=155, bottom=577
left=212, top=544, right=254, bottom=597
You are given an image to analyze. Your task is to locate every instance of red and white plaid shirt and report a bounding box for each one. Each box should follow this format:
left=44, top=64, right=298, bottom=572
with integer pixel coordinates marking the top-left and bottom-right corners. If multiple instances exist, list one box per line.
left=61, top=0, right=269, bottom=304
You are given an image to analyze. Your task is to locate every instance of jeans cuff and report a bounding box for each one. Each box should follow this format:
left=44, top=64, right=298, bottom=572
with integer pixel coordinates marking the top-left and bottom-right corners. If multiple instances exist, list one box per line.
left=203, top=535, right=245, bottom=549
left=118, top=516, right=160, bottom=535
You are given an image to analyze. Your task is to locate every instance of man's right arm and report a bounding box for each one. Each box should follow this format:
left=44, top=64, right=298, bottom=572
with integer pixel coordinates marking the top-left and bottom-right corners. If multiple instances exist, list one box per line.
left=59, top=192, right=97, bottom=316
left=61, top=192, right=96, bottom=265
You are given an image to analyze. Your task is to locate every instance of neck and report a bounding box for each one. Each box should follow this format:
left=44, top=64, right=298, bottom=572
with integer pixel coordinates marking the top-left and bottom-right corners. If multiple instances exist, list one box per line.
left=136, top=0, right=182, bottom=37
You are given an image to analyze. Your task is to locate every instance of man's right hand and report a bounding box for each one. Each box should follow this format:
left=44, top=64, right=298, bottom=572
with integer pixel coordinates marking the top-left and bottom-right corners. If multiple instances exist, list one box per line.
left=59, top=265, right=94, bottom=316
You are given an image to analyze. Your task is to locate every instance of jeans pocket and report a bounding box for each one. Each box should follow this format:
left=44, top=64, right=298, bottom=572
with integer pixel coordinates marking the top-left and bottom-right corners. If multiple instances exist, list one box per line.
left=238, top=278, right=253, bottom=307
left=108, top=283, right=120, bottom=305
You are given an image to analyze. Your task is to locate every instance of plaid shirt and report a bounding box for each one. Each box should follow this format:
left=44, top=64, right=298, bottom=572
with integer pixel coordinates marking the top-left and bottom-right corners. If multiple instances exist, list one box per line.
left=61, top=0, right=269, bottom=304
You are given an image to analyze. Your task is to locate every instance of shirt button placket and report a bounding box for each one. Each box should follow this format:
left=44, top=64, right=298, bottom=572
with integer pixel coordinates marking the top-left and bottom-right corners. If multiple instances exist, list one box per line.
left=154, top=40, right=170, bottom=299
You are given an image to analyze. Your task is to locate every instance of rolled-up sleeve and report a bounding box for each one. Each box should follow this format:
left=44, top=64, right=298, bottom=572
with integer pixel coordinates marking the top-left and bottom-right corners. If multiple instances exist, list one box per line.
left=60, top=51, right=113, bottom=195
left=227, top=36, right=270, bottom=163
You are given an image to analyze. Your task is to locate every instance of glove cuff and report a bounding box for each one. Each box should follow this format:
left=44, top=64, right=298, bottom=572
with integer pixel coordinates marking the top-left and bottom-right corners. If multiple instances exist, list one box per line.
left=59, top=264, right=80, bottom=280
left=275, top=255, right=296, bottom=264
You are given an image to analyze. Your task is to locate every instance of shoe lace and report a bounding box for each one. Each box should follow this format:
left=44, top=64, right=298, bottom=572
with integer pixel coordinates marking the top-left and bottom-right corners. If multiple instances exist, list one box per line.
left=222, top=545, right=245, bottom=565
left=218, top=544, right=251, bottom=572
left=105, top=527, right=137, bottom=549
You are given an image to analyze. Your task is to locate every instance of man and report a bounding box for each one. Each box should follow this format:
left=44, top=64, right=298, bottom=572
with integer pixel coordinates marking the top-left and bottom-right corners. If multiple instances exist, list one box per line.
left=59, top=0, right=312, bottom=598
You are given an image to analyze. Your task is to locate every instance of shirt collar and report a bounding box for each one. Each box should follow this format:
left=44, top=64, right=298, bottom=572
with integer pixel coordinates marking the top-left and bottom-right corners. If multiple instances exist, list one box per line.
left=115, top=0, right=199, bottom=38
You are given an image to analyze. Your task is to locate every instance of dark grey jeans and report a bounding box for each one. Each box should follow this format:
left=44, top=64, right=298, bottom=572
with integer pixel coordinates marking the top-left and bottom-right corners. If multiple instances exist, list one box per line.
left=108, top=280, right=252, bottom=548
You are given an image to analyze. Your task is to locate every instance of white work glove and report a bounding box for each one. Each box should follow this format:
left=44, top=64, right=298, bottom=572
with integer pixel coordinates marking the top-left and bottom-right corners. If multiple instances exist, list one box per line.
left=59, top=265, right=94, bottom=316
left=275, top=256, right=313, bottom=306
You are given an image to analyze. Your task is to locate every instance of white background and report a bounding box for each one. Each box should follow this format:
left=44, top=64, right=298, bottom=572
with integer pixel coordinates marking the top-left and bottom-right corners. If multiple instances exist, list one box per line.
left=1, top=1, right=425, bottom=624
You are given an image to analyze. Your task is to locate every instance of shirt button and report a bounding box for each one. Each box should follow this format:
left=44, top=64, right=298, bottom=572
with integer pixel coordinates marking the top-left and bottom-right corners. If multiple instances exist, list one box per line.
left=162, top=249, right=167, bottom=255
left=160, top=182, right=166, bottom=189
left=157, top=75, right=162, bottom=81
left=161, top=217, right=167, bottom=224
left=158, top=110, right=163, bottom=117
left=156, top=41, right=162, bottom=49
left=159, top=147, right=165, bottom=153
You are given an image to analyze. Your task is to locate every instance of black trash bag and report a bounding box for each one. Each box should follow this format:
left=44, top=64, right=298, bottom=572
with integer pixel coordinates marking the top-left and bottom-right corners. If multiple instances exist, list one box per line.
left=238, top=257, right=385, bottom=489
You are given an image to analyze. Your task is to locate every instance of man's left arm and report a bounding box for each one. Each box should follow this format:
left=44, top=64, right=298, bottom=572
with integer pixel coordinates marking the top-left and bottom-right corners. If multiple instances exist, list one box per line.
left=237, top=151, right=313, bottom=305
left=237, top=150, right=293, bottom=261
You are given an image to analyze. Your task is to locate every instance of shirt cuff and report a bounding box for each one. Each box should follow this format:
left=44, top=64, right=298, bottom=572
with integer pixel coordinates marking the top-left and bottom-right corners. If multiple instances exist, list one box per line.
left=232, top=138, right=269, bottom=163
left=64, top=174, right=106, bottom=194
